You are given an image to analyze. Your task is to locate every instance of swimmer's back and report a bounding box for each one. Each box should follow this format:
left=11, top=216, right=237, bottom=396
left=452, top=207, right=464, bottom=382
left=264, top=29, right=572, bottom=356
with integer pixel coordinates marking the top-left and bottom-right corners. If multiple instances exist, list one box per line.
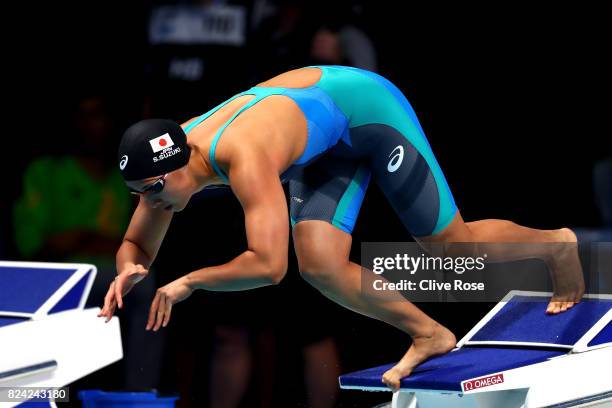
left=255, top=67, right=323, bottom=88
left=180, top=68, right=329, bottom=179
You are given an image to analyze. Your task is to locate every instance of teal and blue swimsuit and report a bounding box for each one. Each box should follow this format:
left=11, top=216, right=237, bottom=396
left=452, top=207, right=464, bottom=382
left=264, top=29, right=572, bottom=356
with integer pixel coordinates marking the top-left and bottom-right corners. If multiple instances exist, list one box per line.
left=184, top=65, right=457, bottom=237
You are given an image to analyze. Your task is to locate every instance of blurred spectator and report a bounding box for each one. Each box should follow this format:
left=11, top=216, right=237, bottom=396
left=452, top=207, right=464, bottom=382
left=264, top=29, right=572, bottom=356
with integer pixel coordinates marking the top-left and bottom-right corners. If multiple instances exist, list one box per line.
left=309, top=24, right=377, bottom=71
left=12, top=94, right=164, bottom=391
left=248, top=1, right=313, bottom=81
left=249, top=0, right=377, bottom=81
left=13, top=95, right=129, bottom=263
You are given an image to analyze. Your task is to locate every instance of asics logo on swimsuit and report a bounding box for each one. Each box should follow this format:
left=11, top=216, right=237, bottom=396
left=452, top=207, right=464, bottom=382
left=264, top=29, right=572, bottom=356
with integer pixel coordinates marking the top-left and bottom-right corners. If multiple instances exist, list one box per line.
left=387, top=146, right=404, bottom=173
left=119, top=155, right=129, bottom=170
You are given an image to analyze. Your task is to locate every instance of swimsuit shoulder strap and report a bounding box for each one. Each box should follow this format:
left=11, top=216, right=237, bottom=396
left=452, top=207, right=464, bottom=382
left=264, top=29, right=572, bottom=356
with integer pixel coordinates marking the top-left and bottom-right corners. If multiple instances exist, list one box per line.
left=182, top=92, right=247, bottom=134
left=206, top=68, right=329, bottom=182
left=208, top=87, right=286, bottom=183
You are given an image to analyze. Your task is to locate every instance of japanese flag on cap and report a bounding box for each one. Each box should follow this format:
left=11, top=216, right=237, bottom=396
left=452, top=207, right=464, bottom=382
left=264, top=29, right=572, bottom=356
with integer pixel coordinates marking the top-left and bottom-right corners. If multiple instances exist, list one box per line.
left=149, top=133, right=174, bottom=153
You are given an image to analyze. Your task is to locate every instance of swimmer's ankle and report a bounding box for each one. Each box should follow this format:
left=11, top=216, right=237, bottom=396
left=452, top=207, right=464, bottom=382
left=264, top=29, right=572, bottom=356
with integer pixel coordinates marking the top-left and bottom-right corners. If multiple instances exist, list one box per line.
left=411, top=321, right=440, bottom=340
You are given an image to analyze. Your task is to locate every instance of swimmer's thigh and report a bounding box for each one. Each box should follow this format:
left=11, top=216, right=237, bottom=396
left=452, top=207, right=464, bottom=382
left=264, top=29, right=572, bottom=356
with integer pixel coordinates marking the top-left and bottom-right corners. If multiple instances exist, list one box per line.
left=343, top=72, right=458, bottom=238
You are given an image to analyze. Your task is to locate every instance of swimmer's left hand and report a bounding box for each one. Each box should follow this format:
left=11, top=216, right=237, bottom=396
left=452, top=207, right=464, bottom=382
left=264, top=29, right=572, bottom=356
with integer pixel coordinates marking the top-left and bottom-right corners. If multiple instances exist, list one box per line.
left=146, top=276, right=194, bottom=331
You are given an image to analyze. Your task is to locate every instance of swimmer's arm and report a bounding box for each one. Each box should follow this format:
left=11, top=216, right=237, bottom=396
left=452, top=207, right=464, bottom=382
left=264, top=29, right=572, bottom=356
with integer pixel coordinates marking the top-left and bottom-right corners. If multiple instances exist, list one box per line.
left=116, top=197, right=174, bottom=272
left=99, top=199, right=174, bottom=317
left=185, top=150, right=289, bottom=291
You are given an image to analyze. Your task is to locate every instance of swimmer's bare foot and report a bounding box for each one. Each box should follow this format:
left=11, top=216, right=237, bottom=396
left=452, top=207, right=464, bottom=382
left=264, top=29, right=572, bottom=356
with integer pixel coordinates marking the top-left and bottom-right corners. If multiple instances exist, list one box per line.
left=382, top=323, right=456, bottom=391
left=545, top=228, right=585, bottom=314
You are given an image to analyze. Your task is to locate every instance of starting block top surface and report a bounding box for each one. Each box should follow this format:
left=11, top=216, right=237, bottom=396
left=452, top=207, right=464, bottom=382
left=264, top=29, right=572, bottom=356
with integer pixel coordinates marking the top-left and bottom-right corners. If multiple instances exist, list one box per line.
left=467, top=295, right=612, bottom=347
left=339, top=346, right=565, bottom=392
left=0, top=261, right=96, bottom=320
left=341, top=292, right=612, bottom=393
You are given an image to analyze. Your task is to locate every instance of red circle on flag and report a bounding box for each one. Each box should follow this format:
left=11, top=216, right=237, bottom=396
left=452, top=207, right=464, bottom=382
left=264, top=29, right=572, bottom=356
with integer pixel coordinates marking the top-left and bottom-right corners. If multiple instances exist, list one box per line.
left=159, top=139, right=167, bottom=147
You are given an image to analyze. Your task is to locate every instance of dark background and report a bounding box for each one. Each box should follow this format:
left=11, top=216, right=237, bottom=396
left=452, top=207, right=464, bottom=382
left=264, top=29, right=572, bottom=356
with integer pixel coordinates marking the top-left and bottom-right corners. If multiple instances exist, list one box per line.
left=7, top=2, right=608, bottom=228
left=2, top=1, right=609, bottom=407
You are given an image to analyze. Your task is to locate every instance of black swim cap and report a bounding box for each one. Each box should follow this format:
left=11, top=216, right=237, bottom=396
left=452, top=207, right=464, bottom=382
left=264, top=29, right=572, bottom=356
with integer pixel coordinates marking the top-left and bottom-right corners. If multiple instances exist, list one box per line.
left=118, top=119, right=191, bottom=181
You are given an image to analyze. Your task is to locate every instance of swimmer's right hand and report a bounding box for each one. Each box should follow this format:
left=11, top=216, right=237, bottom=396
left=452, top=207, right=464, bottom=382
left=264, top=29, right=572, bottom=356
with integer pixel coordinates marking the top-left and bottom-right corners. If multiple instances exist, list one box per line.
left=98, top=263, right=149, bottom=322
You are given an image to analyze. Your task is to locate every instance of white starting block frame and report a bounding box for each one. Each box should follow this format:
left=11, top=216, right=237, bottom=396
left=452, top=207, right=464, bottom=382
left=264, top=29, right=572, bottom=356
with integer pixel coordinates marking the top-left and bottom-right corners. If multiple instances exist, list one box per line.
left=340, top=291, right=612, bottom=408
left=0, top=261, right=123, bottom=407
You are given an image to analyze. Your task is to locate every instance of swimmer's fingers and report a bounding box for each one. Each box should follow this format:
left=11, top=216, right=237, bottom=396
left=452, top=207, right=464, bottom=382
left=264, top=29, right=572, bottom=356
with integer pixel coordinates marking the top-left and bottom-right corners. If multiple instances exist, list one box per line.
left=153, top=293, right=168, bottom=331
left=115, top=275, right=127, bottom=309
left=162, top=302, right=172, bottom=328
left=99, top=281, right=117, bottom=322
left=146, top=278, right=191, bottom=331
left=98, top=286, right=112, bottom=317
left=146, top=290, right=162, bottom=331
left=146, top=289, right=169, bottom=332
left=104, top=298, right=117, bottom=322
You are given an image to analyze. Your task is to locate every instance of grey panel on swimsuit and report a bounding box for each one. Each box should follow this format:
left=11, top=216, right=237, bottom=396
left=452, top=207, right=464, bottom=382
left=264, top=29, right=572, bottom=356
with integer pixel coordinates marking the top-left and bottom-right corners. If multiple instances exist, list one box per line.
left=288, top=150, right=364, bottom=225
left=350, top=124, right=440, bottom=236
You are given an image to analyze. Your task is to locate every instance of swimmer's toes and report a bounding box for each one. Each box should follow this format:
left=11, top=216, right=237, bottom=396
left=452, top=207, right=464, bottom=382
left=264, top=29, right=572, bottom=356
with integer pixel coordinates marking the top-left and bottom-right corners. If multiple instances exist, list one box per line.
left=382, top=367, right=406, bottom=392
